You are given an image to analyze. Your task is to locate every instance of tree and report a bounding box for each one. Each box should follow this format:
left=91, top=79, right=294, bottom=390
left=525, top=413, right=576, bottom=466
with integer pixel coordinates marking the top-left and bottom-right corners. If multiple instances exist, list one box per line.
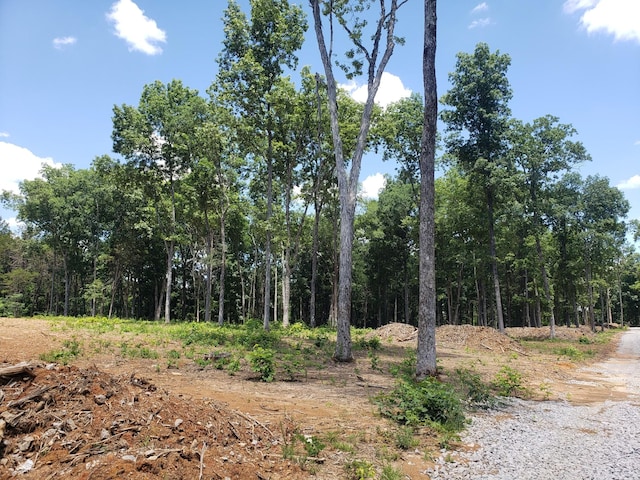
left=112, top=80, right=207, bottom=323
left=310, top=0, right=408, bottom=361
left=441, top=43, right=513, bottom=333
left=217, top=0, right=307, bottom=331
left=416, top=0, right=437, bottom=378
left=509, top=115, right=590, bottom=337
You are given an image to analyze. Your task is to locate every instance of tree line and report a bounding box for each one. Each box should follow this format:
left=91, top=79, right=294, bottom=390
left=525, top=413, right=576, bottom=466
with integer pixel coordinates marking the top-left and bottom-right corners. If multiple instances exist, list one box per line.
left=1, top=1, right=638, bottom=346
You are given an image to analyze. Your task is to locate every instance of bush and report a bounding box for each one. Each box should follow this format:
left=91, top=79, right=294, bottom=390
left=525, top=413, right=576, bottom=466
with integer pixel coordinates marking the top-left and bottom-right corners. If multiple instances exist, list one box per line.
left=493, top=365, right=524, bottom=396
left=453, top=366, right=494, bottom=407
left=249, top=345, right=276, bottom=382
left=376, top=378, right=466, bottom=432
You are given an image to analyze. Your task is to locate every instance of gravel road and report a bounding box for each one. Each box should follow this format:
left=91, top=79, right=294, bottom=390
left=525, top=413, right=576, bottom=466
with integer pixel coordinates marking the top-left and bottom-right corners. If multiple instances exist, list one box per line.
left=427, top=328, right=640, bottom=480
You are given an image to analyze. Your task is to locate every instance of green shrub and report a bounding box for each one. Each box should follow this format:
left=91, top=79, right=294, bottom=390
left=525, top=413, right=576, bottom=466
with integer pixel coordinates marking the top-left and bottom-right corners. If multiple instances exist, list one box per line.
left=493, top=365, right=524, bottom=396
left=453, top=366, right=494, bottom=407
left=249, top=345, right=276, bottom=382
left=39, top=338, right=82, bottom=365
left=344, top=459, right=376, bottom=480
left=376, top=378, right=466, bottom=432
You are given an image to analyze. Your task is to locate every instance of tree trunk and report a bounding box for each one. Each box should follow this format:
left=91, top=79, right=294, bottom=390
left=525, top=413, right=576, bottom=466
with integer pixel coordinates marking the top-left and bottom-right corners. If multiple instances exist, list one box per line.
left=218, top=215, right=226, bottom=326
left=263, top=135, right=274, bottom=331
left=63, top=254, right=70, bottom=317
left=204, top=230, right=214, bottom=323
left=310, top=202, right=321, bottom=328
left=486, top=189, right=505, bottom=332
left=282, top=249, right=291, bottom=327
left=535, top=235, right=556, bottom=338
left=164, top=239, right=174, bottom=324
left=416, top=0, right=438, bottom=380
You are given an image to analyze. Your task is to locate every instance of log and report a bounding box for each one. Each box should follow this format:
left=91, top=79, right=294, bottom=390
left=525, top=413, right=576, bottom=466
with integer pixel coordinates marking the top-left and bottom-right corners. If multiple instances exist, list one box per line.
left=0, top=362, right=35, bottom=379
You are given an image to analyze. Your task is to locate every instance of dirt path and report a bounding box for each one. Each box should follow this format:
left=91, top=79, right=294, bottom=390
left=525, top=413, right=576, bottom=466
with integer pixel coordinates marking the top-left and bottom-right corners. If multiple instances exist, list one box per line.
left=428, top=328, right=640, bottom=480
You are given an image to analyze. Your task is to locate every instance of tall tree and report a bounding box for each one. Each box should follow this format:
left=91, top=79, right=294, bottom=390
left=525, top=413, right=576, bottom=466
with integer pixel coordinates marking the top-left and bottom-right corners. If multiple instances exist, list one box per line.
left=441, top=43, right=513, bottom=333
left=416, top=0, right=437, bottom=378
left=217, top=0, right=306, bottom=330
left=310, top=0, right=408, bottom=361
left=509, top=115, right=590, bottom=337
left=112, top=80, right=207, bottom=323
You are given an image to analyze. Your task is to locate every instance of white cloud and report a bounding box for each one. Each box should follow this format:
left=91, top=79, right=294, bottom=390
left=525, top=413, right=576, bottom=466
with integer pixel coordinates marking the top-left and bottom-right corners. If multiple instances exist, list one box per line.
left=52, top=36, right=77, bottom=49
left=0, top=142, right=62, bottom=194
left=563, top=0, right=640, bottom=43
left=339, top=72, right=412, bottom=108
left=617, top=174, right=640, bottom=189
left=0, top=132, right=9, bottom=138
left=634, top=140, right=640, bottom=145
left=360, top=173, right=386, bottom=199
left=469, top=18, right=492, bottom=29
left=471, top=2, right=489, bottom=14
left=106, top=0, right=167, bottom=55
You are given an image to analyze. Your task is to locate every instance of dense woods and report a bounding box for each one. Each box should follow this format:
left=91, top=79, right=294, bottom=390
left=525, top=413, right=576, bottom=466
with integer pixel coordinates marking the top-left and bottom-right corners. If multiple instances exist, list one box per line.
left=1, top=1, right=638, bottom=335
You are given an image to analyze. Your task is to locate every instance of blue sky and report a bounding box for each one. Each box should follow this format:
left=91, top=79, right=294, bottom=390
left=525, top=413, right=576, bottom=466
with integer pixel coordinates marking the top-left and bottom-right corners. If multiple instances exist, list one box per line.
left=1, top=0, right=638, bottom=226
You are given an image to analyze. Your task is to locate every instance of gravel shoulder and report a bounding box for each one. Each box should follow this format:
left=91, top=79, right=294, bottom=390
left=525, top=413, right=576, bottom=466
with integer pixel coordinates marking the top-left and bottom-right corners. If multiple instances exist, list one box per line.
left=428, top=328, right=640, bottom=480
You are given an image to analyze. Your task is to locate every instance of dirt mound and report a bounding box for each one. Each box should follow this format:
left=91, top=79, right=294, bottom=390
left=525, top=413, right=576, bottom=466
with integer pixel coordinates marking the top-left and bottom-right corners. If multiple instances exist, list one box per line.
left=366, top=322, right=417, bottom=342
left=506, top=326, right=597, bottom=341
left=0, top=362, right=303, bottom=479
left=437, top=325, right=524, bottom=352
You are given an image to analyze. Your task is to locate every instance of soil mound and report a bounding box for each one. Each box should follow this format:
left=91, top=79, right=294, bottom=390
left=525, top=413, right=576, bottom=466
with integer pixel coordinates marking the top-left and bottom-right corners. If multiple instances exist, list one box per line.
left=437, top=324, right=523, bottom=352
left=0, top=362, right=302, bottom=479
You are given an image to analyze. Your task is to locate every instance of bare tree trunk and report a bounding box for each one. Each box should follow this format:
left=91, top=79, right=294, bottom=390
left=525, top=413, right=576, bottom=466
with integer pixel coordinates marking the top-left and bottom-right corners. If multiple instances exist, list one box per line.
left=204, top=230, right=214, bottom=323
left=263, top=138, right=274, bottom=331
left=487, top=190, right=505, bottom=332
left=416, top=0, right=438, bottom=380
left=535, top=236, right=556, bottom=338
left=218, top=216, right=226, bottom=326
left=164, top=239, right=174, bottom=324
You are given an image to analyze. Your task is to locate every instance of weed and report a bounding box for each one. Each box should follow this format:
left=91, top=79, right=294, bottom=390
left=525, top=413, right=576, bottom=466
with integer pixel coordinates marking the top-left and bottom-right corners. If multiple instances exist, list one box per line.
left=453, top=366, right=494, bottom=407
left=280, top=353, right=306, bottom=381
left=380, top=464, right=404, bottom=480
left=394, top=426, right=418, bottom=450
left=167, top=349, right=181, bottom=359
left=554, top=345, right=584, bottom=360
left=368, top=350, right=382, bottom=372
left=40, top=338, right=82, bottom=365
left=297, top=434, right=325, bottom=457
left=376, top=378, right=466, bottom=432
left=249, top=345, right=276, bottom=382
left=493, top=365, right=524, bottom=397
left=344, top=459, right=376, bottom=480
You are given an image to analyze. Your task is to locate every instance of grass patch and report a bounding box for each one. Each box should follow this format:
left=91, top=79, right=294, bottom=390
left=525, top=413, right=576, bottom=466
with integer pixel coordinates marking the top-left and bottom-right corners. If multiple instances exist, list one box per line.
left=40, top=338, right=82, bottom=365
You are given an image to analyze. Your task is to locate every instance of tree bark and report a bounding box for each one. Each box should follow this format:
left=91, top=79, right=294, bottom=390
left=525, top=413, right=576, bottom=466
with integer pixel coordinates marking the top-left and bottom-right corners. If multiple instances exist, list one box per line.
left=416, top=0, right=438, bottom=380
left=487, top=189, right=505, bottom=332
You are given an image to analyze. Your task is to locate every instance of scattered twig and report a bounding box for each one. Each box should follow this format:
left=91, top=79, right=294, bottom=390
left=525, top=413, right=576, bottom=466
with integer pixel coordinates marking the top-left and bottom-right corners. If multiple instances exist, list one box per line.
left=198, top=442, right=207, bottom=480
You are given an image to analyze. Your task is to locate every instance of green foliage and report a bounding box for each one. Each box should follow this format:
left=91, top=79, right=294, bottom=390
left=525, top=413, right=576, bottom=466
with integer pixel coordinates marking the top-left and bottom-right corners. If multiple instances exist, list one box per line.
left=376, top=378, right=466, bottom=432
left=280, top=353, right=306, bottom=381
left=453, top=366, right=495, bottom=407
left=120, top=342, right=159, bottom=359
left=40, top=339, right=82, bottom=365
left=344, top=459, right=376, bottom=480
left=394, top=426, right=419, bottom=450
left=380, top=465, right=404, bottom=480
left=493, top=365, right=524, bottom=397
left=249, top=345, right=276, bottom=382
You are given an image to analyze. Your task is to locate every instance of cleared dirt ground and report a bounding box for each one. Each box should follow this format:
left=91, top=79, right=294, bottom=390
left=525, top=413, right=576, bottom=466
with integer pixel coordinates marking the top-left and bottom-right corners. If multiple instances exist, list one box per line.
left=0, top=318, right=627, bottom=479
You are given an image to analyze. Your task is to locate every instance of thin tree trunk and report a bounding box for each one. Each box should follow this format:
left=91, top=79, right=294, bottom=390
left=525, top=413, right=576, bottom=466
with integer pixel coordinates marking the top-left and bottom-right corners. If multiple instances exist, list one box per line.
left=204, top=230, right=213, bottom=323
left=164, top=239, right=174, bottom=324
left=217, top=207, right=227, bottom=326
left=263, top=136, right=274, bottom=331
left=535, top=235, right=556, bottom=338
left=487, top=189, right=505, bottom=332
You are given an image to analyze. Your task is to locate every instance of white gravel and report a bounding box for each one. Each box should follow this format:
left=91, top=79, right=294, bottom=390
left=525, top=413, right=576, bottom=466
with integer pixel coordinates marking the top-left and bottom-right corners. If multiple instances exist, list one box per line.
left=427, top=328, right=640, bottom=480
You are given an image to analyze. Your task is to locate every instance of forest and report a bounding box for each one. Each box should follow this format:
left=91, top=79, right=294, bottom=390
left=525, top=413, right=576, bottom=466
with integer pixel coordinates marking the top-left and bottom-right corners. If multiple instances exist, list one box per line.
left=1, top=0, right=638, bottom=335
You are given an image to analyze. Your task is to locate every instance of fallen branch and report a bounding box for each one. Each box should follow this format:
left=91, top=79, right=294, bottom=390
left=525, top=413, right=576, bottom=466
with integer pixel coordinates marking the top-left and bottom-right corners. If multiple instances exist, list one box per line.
left=236, top=410, right=274, bottom=438
left=8, top=384, right=54, bottom=408
left=0, top=362, right=35, bottom=379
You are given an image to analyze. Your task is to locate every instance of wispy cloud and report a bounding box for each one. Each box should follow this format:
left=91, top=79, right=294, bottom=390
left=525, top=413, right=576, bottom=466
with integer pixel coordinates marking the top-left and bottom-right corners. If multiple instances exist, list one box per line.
left=617, top=174, right=640, bottom=190
left=634, top=140, right=640, bottom=146
left=469, top=18, right=492, bottom=29
left=53, top=36, right=77, bottom=49
left=471, top=2, right=489, bottom=14
left=563, top=0, right=640, bottom=43
left=0, top=132, right=9, bottom=138
left=106, top=0, right=166, bottom=55
left=361, top=173, right=386, bottom=199
left=0, top=142, right=62, bottom=195
left=339, top=72, right=412, bottom=108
